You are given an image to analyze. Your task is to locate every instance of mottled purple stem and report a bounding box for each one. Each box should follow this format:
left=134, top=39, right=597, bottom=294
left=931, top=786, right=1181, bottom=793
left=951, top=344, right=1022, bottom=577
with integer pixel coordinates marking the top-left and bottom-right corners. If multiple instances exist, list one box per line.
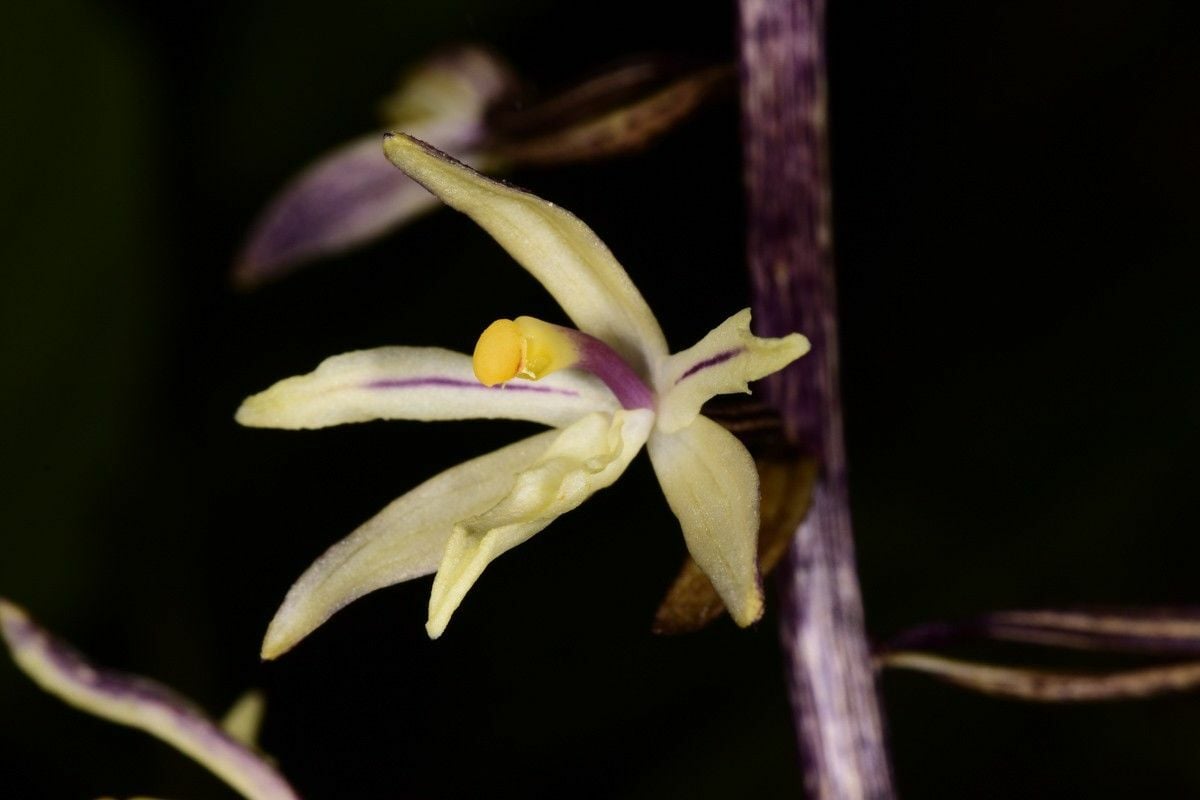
left=740, top=0, right=896, bottom=797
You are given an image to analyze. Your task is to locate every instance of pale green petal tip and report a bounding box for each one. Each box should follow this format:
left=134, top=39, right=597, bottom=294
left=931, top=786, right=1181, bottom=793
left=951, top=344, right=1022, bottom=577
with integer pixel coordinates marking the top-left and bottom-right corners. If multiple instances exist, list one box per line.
left=261, top=590, right=327, bottom=660
left=235, top=373, right=315, bottom=428
left=0, top=597, right=24, bottom=623
left=383, top=132, right=438, bottom=173
left=234, top=391, right=274, bottom=428
left=0, top=598, right=27, bottom=641
left=221, top=690, right=266, bottom=747
left=729, top=587, right=765, bottom=628
left=779, top=331, right=812, bottom=363
left=424, top=617, right=448, bottom=640
left=260, top=614, right=304, bottom=661
left=423, top=529, right=490, bottom=640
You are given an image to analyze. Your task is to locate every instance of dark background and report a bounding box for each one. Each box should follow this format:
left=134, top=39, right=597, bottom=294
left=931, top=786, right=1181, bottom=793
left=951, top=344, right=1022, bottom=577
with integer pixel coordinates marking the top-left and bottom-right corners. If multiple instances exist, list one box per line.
left=2, top=0, right=1198, bottom=797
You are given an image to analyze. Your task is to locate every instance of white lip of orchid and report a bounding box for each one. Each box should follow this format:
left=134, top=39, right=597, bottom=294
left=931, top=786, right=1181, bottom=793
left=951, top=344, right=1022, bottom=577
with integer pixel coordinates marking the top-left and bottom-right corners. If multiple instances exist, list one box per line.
left=241, top=133, right=810, bottom=654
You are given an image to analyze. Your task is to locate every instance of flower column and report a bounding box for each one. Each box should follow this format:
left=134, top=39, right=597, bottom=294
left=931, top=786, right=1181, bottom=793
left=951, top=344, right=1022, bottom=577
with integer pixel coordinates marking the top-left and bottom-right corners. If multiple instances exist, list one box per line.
left=739, top=0, right=896, bottom=797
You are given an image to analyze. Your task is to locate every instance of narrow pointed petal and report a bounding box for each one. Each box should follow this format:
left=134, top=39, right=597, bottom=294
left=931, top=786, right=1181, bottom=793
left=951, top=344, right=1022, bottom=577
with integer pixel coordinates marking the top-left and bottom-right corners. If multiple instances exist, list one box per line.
left=654, top=454, right=816, bottom=634
left=647, top=416, right=763, bottom=626
left=234, top=46, right=517, bottom=288
left=236, top=346, right=616, bottom=431
left=0, top=601, right=298, bottom=800
left=426, top=409, right=655, bottom=637
left=879, top=651, right=1200, bottom=702
left=262, top=429, right=559, bottom=659
left=383, top=133, right=669, bottom=375
left=655, top=308, right=810, bottom=433
left=489, top=63, right=732, bottom=166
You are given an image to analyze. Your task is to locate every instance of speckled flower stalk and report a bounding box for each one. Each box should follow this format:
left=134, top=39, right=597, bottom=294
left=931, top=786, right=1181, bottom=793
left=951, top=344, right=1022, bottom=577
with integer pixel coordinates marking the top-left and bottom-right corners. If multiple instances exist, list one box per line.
left=739, top=0, right=896, bottom=796
left=0, top=600, right=298, bottom=800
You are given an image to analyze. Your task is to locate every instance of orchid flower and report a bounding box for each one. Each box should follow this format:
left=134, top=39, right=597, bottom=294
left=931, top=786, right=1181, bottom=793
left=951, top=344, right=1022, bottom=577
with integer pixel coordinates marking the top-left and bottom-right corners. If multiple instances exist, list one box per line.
left=0, top=599, right=298, bottom=800
left=238, top=134, right=810, bottom=656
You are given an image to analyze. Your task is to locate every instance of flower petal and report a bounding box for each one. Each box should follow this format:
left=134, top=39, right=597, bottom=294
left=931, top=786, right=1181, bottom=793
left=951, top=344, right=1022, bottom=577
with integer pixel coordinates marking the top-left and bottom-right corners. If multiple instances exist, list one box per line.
left=425, top=409, right=655, bottom=637
left=261, top=429, right=560, bottom=659
left=647, top=416, right=763, bottom=626
left=654, top=308, right=810, bottom=433
left=0, top=600, right=298, bottom=800
left=236, top=346, right=616, bottom=430
left=233, top=135, right=445, bottom=288
left=233, top=46, right=517, bottom=288
left=382, top=133, right=669, bottom=376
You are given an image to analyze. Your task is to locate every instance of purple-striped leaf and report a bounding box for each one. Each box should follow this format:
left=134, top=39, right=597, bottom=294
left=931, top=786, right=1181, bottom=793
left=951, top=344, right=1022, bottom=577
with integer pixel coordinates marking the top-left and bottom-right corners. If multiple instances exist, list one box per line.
left=883, top=607, right=1200, bottom=656
left=880, top=651, right=1200, bottom=703
left=1, top=600, right=299, bottom=800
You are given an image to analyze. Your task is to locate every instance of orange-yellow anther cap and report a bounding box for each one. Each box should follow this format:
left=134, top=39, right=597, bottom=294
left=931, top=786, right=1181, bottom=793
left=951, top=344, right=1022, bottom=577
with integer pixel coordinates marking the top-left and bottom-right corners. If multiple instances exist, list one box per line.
left=472, top=316, right=580, bottom=387
left=473, top=319, right=525, bottom=386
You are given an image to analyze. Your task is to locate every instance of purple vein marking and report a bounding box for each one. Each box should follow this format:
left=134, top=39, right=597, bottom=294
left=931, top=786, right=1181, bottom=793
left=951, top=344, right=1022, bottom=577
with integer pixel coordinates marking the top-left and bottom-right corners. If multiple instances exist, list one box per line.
left=0, top=600, right=299, bottom=800
left=365, top=376, right=580, bottom=397
left=675, top=348, right=744, bottom=384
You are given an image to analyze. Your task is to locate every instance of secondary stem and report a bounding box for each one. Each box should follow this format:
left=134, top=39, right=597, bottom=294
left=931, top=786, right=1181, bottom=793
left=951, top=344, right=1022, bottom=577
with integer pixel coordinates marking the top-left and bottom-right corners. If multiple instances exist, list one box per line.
left=738, top=0, right=896, bottom=796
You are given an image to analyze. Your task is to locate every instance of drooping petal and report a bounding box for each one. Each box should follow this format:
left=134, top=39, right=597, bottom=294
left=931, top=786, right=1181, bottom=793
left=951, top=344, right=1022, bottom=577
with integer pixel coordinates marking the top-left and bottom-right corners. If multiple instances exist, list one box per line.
left=233, top=46, right=517, bottom=288
left=653, top=454, right=816, bottom=634
left=0, top=601, right=298, bottom=800
left=261, top=430, right=558, bottom=659
left=382, top=133, right=669, bottom=376
left=425, top=409, right=655, bottom=637
left=654, top=308, right=810, bottom=433
left=647, top=416, right=763, bottom=626
left=236, top=346, right=616, bottom=431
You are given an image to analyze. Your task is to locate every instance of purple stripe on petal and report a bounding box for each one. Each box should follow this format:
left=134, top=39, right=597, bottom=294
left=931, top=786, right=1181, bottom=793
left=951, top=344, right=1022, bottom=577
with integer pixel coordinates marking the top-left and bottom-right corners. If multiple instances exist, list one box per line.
left=364, top=375, right=580, bottom=397
left=675, top=347, right=744, bottom=384
left=573, top=335, right=656, bottom=410
left=0, top=600, right=299, bottom=800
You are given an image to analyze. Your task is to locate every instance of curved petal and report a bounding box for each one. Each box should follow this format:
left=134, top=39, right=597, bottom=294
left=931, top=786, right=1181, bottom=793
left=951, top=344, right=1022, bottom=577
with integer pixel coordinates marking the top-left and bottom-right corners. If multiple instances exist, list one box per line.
left=0, top=601, right=298, bottom=800
left=647, top=416, right=763, bottom=626
left=655, top=308, right=810, bottom=433
left=233, top=135, right=445, bottom=288
left=236, top=346, right=616, bottom=430
left=261, top=429, right=559, bottom=659
left=426, top=409, right=655, bottom=637
left=233, top=47, right=517, bottom=288
left=382, top=133, right=668, bottom=376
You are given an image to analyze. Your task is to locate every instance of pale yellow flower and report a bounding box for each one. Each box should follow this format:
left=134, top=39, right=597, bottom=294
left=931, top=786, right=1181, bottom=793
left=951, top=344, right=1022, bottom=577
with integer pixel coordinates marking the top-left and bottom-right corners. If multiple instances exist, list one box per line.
left=238, top=134, right=809, bottom=655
